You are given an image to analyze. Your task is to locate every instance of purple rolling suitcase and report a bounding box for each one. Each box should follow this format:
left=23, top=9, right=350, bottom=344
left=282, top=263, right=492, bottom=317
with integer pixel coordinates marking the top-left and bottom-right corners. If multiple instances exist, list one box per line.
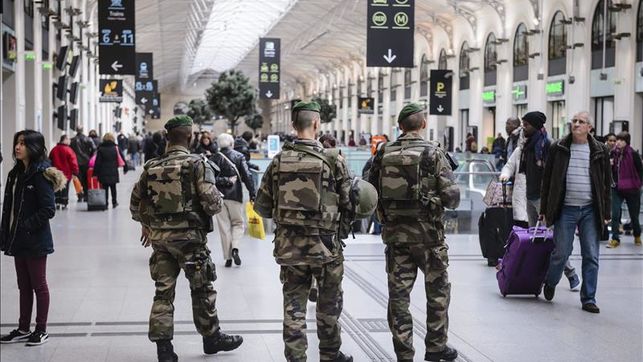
left=496, top=225, right=555, bottom=297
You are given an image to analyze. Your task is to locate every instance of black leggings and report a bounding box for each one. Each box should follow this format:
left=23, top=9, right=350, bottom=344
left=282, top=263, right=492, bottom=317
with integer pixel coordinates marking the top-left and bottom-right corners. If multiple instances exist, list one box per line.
left=102, top=184, right=117, bottom=206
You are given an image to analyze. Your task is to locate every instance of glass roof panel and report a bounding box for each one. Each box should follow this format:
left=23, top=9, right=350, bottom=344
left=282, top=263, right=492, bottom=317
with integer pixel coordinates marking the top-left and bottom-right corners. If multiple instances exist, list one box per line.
left=191, top=0, right=298, bottom=74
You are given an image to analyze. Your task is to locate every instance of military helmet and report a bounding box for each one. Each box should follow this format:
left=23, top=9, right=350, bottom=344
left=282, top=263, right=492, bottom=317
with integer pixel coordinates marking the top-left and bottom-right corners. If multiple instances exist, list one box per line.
left=350, top=178, right=378, bottom=219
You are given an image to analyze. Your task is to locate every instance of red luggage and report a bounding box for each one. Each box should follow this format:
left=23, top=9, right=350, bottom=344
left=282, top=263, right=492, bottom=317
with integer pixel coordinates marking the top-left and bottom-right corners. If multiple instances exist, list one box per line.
left=87, top=168, right=101, bottom=190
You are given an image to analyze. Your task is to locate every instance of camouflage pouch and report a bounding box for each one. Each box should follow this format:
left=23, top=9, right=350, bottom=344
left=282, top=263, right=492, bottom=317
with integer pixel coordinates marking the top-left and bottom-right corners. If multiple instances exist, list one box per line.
left=429, top=245, right=449, bottom=271
left=185, top=252, right=216, bottom=288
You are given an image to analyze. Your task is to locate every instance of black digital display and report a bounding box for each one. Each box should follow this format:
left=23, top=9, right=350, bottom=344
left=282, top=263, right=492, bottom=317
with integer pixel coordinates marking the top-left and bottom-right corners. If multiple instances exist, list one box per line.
left=56, top=75, right=68, bottom=100
left=69, top=55, right=80, bottom=77
left=69, top=82, right=79, bottom=104
left=55, top=45, right=68, bottom=70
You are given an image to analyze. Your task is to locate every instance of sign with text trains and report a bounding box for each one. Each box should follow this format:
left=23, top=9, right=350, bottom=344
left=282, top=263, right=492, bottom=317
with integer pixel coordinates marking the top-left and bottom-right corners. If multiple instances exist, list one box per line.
left=98, top=0, right=136, bottom=75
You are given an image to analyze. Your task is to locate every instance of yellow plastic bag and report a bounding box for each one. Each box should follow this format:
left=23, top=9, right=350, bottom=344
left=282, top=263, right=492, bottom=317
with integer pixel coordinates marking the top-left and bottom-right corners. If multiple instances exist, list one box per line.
left=246, top=202, right=266, bottom=240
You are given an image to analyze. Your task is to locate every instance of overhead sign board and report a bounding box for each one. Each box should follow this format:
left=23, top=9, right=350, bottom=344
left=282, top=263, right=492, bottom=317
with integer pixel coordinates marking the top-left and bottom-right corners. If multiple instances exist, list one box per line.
left=136, top=79, right=157, bottom=107
left=429, top=70, right=452, bottom=115
left=259, top=38, right=280, bottom=100
left=367, top=0, right=414, bottom=68
left=135, top=52, right=153, bottom=80
left=358, top=97, right=375, bottom=114
left=150, top=93, right=161, bottom=119
left=99, top=79, right=123, bottom=102
left=98, top=0, right=135, bottom=75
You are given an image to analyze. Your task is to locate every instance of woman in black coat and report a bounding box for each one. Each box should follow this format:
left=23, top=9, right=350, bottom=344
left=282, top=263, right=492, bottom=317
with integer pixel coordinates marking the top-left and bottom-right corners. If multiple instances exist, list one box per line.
left=93, top=132, right=126, bottom=208
left=0, top=130, right=65, bottom=346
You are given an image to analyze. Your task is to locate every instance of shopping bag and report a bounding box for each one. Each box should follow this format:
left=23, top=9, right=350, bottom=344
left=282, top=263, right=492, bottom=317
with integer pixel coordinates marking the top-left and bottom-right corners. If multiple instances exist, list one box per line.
left=72, top=175, right=83, bottom=194
left=245, top=202, right=265, bottom=240
left=116, top=146, right=125, bottom=167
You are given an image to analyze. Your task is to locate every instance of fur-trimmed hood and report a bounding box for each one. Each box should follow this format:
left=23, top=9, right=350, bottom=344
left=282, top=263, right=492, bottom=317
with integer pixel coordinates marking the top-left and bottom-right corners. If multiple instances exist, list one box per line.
left=43, top=167, right=67, bottom=192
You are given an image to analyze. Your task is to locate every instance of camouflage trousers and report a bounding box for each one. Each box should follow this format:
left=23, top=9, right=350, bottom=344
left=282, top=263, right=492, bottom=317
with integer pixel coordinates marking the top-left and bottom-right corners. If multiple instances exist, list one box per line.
left=148, top=238, right=219, bottom=341
left=385, top=243, right=451, bottom=359
left=280, top=258, right=344, bottom=361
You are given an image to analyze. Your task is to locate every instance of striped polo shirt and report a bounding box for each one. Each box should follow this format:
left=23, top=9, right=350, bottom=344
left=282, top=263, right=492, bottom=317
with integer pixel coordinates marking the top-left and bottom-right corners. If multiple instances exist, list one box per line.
left=564, top=142, right=593, bottom=206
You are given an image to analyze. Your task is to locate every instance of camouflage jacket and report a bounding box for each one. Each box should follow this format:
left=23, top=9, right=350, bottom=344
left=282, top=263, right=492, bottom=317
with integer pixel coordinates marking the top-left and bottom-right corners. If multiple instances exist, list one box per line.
left=254, top=139, right=352, bottom=266
left=130, top=145, right=223, bottom=242
left=368, top=132, right=460, bottom=245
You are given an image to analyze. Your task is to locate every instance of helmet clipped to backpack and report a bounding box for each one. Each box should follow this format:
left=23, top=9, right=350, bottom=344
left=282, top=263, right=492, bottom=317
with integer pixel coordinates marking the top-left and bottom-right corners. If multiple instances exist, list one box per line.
left=350, top=178, right=378, bottom=219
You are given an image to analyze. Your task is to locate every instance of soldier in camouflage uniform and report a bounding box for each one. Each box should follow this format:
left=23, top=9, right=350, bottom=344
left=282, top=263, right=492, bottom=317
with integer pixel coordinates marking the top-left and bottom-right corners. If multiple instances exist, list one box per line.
left=368, top=103, right=461, bottom=362
left=130, top=115, right=243, bottom=362
left=254, top=101, right=354, bottom=362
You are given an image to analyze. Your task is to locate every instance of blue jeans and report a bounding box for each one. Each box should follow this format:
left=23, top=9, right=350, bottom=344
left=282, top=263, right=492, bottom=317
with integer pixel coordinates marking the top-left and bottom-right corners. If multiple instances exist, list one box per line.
left=546, top=205, right=600, bottom=305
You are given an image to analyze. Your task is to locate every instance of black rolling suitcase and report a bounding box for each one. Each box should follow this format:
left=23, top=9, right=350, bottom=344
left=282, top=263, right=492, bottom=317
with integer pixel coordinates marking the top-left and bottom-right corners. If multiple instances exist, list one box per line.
left=478, top=181, right=513, bottom=266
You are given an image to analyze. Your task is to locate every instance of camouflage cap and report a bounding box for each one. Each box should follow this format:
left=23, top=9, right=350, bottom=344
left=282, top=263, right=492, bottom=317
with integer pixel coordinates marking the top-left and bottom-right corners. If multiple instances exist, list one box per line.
left=397, top=102, right=425, bottom=123
left=292, top=101, right=320, bottom=113
left=164, top=115, right=193, bottom=131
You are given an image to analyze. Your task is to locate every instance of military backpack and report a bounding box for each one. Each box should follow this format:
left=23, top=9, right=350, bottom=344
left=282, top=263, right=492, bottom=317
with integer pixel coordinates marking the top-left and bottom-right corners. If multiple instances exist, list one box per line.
left=144, top=152, right=216, bottom=230
left=274, top=142, right=341, bottom=231
left=378, top=140, right=439, bottom=222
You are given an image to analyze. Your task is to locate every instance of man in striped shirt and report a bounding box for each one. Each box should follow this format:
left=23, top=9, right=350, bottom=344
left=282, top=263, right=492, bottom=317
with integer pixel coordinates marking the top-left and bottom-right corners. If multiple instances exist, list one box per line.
left=540, top=111, right=612, bottom=314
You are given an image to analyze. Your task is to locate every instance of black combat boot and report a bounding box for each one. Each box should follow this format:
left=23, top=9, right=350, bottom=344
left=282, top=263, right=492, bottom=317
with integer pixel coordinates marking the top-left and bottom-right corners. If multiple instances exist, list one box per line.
left=203, top=331, right=243, bottom=354
left=156, top=340, right=178, bottom=362
left=333, top=351, right=353, bottom=362
left=425, top=346, right=458, bottom=361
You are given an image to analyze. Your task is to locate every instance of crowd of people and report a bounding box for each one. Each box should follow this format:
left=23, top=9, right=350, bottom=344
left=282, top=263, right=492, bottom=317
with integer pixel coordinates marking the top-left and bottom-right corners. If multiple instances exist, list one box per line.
left=0, top=104, right=640, bottom=361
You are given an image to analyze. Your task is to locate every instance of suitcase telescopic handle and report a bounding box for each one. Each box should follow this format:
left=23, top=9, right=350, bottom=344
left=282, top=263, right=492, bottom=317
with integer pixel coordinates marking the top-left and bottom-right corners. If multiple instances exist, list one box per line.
left=530, top=221, right=550, bottom=242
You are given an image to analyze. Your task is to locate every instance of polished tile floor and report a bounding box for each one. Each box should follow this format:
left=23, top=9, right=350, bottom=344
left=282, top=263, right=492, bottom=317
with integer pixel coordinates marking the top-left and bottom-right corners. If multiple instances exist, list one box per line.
left=1, top=171, right=642, bottom=362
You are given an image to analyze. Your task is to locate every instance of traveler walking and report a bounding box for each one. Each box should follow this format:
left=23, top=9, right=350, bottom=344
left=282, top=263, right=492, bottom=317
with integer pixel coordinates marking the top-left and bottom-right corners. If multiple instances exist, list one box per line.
left=254, top=101, right=354, bottom=362
left=500, top=111, right=580, bottom=291
left=88, top=129, right=101, bottom=149
left=117, top=132, right=128, bottom=154
left=128, top=134, right=141, bottom=166
left=368, top=103, right=460, bottom=362
left=70, top=127, right=96, bottom=201
left=607, top=131, right=642, bottom=248
left=48, top=135, right=79, bottom=209
left=541, top=111, right=612, bottom=313
left=465, top=133, right=477, bottom=153
left=94, top=133, right=126, bottom=208
left=130, top=115, right=243, bottom=362
left=0, top=130, right=65, bottom=346
left=214, top=133, right=256, bottom=267
left=504, top=117, right=522, bottom=160
left=195, top=133, right=218, bottom=156
left=604, top=132, right=617, bottom=152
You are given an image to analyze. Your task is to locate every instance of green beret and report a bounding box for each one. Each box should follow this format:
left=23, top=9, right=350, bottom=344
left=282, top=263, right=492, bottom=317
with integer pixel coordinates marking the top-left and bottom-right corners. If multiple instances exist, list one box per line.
left=164, top=115, right=193, bottom=131
left=397, top=103, right=425, bottom=123
left=292, top=101, right=320, bottom=113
